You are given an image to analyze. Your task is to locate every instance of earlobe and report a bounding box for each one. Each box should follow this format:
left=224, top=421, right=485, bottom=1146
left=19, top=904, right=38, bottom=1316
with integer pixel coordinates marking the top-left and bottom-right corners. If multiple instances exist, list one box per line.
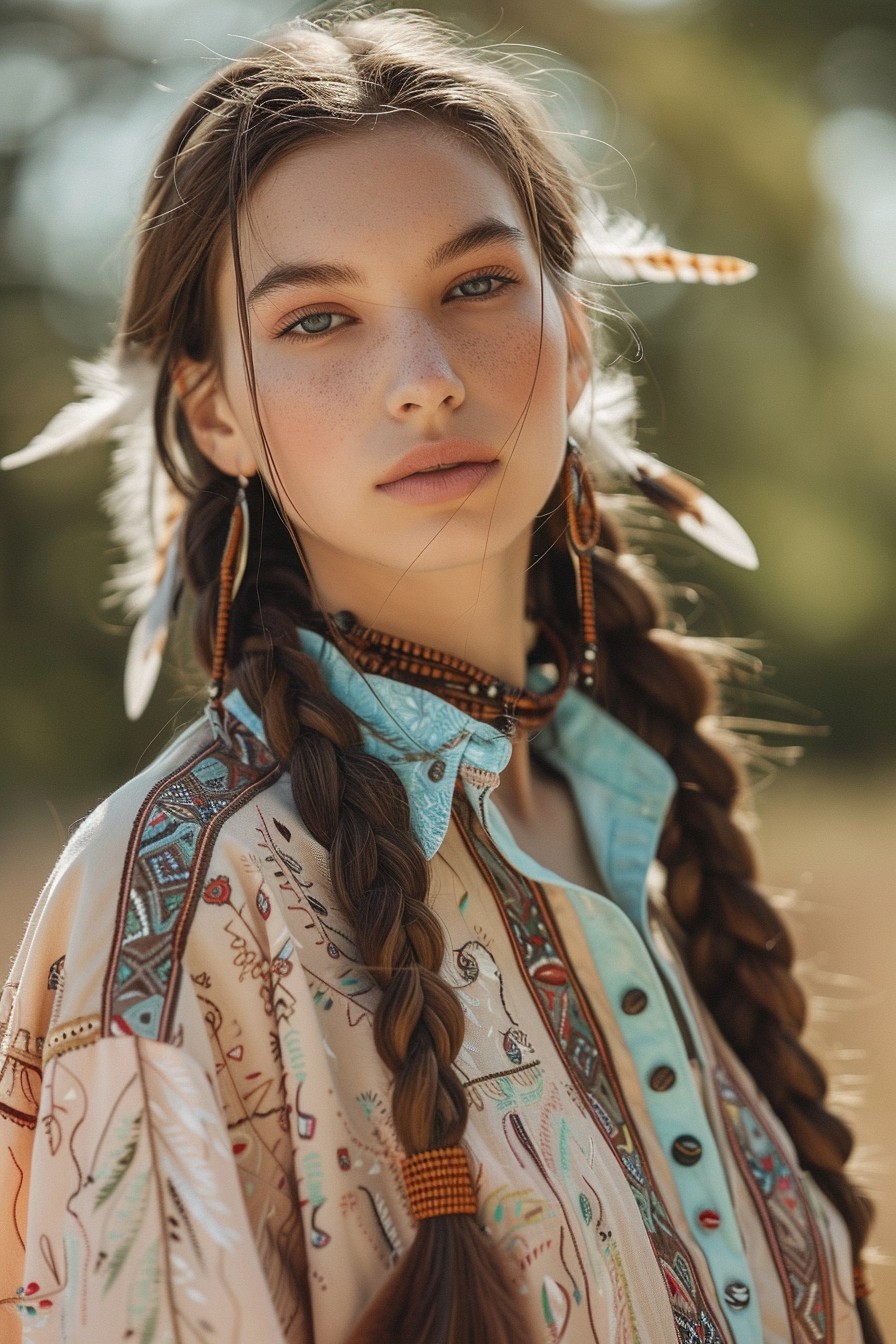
left=173, top=357, right=257, bottom=479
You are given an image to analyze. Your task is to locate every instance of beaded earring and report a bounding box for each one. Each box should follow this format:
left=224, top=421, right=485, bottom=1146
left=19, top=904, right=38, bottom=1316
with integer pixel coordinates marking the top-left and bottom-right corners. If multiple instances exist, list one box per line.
left=206, top=474, right=250, bottom=735
left=562, top=438, right=601, bottom=691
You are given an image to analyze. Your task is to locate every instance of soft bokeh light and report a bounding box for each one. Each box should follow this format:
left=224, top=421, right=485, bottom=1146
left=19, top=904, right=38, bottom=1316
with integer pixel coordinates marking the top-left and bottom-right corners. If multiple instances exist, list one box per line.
left=0, top=47, right=76, bottom=150
left=8, top=72, right=163, bottom=303
left=586, top=0, right=697, bottom=12
left=811, top=105, right=896, bottom=312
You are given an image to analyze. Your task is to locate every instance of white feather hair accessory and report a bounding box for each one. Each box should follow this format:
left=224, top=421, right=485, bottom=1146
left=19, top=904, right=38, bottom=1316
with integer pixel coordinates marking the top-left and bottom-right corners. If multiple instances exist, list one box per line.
left=2, top=347, right=188, bottom=719
left=0, top=211, right=758, bottom=718
left=569, top=371, right=758, bottom=570
left=575, top=194, right=758, bottom=287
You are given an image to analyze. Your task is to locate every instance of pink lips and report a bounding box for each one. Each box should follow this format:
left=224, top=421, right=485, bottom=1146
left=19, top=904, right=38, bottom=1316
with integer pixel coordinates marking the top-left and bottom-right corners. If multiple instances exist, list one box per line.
left=377, top=438, right=499, bottom=505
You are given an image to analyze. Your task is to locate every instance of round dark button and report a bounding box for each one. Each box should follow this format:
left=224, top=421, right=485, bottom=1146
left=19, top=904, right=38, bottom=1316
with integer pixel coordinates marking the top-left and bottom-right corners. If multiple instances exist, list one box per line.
left=427, top=759, right=446, bottom=782
left=649, top=1065, right=676, bottom=1092
left=621, top=987, right=648, bottom=1015
left=723, top=1281, right=751, bottom=1311
left=671, top=1134, right=703, bottom=1166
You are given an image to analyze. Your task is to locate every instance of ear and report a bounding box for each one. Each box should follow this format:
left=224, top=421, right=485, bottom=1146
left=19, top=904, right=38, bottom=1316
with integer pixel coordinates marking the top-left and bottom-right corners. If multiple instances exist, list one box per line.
left=173, top=357, right=257, bottom=479
left=560, top=294, right=592, bottom=414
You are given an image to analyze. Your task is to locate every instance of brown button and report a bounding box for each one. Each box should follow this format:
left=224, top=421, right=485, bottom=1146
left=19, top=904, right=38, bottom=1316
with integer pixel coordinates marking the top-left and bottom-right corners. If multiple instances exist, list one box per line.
left=621, top=988, right=648, bottom=1015
left=649, top=1065, right=676, bottom=1092
left=427, top=760, right=446, bottom=782
left=672, top=1135, right=702, bottom=1166
left=724, top=1282, right=751, bottom=1310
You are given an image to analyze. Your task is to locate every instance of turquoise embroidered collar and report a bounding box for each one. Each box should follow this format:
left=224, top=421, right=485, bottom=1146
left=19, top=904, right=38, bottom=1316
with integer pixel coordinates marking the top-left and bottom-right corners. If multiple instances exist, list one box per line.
left=226, top=628, right=675, bottom=863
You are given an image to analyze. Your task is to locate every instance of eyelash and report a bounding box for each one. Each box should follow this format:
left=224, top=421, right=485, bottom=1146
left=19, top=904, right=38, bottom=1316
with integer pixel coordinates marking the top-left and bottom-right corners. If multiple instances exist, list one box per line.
left=273, top=268, right=518, bottom=340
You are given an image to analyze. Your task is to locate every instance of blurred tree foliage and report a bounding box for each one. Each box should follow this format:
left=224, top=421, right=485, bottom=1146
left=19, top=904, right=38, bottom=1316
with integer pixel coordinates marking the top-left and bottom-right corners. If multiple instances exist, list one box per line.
left=2, top=0, right=895, bottom=815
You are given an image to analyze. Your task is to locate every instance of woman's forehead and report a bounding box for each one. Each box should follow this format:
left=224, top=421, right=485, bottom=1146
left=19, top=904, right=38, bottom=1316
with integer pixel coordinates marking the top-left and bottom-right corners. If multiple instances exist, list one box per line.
left=231, top=118, right=535, bottom=285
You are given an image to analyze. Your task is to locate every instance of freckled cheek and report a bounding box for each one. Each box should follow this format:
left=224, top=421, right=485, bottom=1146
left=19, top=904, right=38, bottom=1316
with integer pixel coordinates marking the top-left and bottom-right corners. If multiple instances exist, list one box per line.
left=250, top=354, right=378, bottom=498
left=217, top=322, right=370, bottom=525
left=460, top=315, right=565, bottom=412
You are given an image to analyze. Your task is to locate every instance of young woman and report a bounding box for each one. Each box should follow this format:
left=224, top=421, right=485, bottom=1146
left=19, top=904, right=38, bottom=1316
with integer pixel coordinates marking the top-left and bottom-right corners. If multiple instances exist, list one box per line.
left=0, top=9, right=882, bottom=1343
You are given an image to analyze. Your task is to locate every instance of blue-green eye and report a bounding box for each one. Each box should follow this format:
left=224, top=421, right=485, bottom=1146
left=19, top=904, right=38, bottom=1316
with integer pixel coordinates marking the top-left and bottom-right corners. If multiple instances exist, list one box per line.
left=297, top=311, right=349, bottom=335
left=459, top=276, right=495, bottom=296
left=297, top=311, right=335, bottom=333
left=279, top=310, right=351, bottom=338
left=452, top=274, right=510, bottom=299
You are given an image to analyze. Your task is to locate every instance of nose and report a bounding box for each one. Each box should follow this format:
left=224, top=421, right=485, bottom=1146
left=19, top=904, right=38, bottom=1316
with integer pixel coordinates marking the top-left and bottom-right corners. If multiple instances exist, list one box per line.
left=385, top=315, right=465, bottom=421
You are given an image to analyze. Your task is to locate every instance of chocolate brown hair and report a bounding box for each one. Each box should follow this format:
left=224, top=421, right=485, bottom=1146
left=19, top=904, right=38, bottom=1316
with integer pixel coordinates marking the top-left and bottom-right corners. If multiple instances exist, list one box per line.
left=118, top=9, right=881, bottom=1342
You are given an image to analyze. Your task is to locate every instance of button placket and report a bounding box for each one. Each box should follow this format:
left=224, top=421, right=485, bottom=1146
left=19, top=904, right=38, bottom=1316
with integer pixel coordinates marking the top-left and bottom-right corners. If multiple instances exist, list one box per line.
left=560, top=847, right=764, bottom=1341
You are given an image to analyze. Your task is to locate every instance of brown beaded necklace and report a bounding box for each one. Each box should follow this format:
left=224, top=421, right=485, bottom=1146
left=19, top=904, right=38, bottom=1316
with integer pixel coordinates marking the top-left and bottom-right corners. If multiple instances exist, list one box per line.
left=330, top=611, right=571, bottom=735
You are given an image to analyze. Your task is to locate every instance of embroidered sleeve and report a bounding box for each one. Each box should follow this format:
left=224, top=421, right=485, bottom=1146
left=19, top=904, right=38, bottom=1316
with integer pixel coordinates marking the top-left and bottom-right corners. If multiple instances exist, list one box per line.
left=0, top=719, right=313, bottom=1344
left=1, top=1029, right=296, bottom=1342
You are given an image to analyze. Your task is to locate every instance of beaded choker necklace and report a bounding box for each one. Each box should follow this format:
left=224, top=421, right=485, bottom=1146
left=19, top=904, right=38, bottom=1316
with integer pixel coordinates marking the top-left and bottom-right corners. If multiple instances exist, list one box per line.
left=330, top=611, right=570, bottom=735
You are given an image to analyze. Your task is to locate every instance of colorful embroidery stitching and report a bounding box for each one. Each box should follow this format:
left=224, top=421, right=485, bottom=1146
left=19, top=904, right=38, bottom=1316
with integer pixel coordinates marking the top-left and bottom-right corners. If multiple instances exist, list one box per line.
left=102, top=714, right=281, bottom=1040
left=714, top=1063, right=832, bottom=1344
left=458, top=798, right=727, bottom=1344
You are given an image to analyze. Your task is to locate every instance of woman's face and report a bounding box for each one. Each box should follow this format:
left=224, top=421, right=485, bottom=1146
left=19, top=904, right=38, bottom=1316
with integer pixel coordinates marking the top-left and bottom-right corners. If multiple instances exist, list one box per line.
left=196, top=118, right=587, bottom=611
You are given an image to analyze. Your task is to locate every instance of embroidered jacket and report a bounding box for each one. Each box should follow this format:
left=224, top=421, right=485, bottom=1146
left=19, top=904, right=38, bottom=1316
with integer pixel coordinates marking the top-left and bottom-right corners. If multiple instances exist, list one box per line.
left=0, top=631, right=861, bottom=1343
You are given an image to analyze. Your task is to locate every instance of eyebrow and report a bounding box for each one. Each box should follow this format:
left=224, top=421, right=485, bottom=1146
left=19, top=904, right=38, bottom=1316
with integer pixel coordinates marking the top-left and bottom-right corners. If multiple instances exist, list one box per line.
left=426, top=218, right=527, bottom=269
left=246, top=216, right=527, bottom=309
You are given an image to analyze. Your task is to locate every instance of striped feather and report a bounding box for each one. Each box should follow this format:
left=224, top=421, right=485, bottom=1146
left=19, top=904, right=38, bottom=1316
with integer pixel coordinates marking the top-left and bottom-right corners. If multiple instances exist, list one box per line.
left=585, top=245, right=757, bottom=286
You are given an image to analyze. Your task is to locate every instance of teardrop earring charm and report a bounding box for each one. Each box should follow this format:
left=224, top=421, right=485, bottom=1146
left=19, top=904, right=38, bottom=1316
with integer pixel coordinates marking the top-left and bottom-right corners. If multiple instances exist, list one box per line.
left=562, top=439, right=601, bottom=691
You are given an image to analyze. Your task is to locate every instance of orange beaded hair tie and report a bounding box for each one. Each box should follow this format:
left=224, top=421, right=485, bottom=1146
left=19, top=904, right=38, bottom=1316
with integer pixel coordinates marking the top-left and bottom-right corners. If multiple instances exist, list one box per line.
left=401, top=1145, right=477, bottom=1221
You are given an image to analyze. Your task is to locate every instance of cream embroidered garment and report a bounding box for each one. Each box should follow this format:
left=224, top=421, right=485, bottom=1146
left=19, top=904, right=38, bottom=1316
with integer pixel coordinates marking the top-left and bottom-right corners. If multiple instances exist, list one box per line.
left=0, top=633, right=861, bottom=1343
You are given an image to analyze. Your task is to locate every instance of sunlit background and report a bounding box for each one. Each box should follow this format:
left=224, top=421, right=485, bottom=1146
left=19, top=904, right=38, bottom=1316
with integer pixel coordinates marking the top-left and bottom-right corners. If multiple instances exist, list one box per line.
left=1, top=0, right=894, bottom=1322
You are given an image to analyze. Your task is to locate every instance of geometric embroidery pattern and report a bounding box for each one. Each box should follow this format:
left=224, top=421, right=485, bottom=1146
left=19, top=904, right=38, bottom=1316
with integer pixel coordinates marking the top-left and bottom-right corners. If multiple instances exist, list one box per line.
left=714, top=1064, right=832, bottom=1344
left=101, top=712, right=280, bottom=1041
left=457, top=797, right=728, bottom=1344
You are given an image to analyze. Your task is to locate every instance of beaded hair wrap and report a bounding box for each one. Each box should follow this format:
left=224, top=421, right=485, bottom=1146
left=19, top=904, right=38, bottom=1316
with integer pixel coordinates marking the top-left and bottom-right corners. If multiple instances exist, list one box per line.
left=401, top=1146, right=478, bottom=1221
left=0, top=205, right=759, bottom=719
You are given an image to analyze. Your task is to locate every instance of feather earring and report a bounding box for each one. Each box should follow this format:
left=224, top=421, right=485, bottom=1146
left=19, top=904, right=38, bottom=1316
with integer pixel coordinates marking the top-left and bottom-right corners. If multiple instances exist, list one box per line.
left=563, top=440, right=601, bottom=691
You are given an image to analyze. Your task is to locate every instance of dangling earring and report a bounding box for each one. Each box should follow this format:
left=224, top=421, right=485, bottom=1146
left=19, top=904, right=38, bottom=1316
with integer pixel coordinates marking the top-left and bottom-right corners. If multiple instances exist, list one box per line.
left=207, top=474, right=250, bottom=735
left=563, top=438, right=600, bottom=691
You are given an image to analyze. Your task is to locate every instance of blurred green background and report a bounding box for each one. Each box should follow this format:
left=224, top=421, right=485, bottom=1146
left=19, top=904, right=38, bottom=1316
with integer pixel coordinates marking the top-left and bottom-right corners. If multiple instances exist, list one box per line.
left=1, top=0, right=894, bottom=1322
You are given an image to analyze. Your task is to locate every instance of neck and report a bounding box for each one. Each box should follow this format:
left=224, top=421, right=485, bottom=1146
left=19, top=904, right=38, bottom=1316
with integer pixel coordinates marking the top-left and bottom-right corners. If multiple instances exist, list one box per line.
left=304, top=531, right=553, bottom=818
left=496, top=732, right=538, bottom=822
left=305, top=532, right=533, bottom=688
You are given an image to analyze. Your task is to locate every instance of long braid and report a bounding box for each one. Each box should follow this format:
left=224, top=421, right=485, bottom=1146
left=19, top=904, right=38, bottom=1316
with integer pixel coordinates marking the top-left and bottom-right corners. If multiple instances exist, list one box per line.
left=538, top=502, right=881, bottom=1339
left=183, top=474, right=534, bottom=1344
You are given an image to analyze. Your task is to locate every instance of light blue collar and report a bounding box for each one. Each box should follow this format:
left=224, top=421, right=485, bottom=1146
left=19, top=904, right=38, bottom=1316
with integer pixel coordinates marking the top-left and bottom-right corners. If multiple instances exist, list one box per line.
left=226, top=629, right=676, bottom=886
